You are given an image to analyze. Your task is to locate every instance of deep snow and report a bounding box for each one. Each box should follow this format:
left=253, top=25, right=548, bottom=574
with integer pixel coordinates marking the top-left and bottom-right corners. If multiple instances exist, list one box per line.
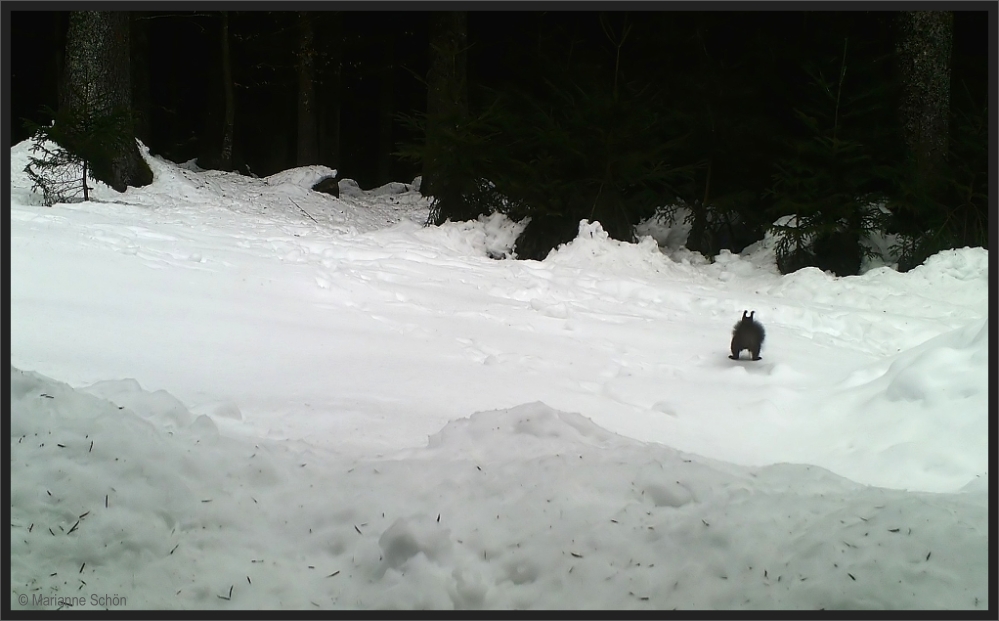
left=8, top=140, right=991, bottom=611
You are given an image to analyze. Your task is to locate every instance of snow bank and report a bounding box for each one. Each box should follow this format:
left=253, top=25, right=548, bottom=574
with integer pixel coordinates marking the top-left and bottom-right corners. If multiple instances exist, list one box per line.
left=794, top=319, right=991, bottom=493
left=10, top=368, right=988, bottom=611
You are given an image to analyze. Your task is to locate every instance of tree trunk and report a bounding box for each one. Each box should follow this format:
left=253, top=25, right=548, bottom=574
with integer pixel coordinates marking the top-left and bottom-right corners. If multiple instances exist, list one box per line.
left=220, top=11, right=236, bottom=171
left=53, top=13, right=67, bottom=113
left=421, top=10, right=468, bottom=198
left=376, top=35, right=395, bottom=186
left=130, top=13, right=151, bottom=146
left=62, top=10, right=152, bottom=191
left=296, top=11, right=319, bottom=166
left=319, top=12, right=342, bottom=171
left=896, top=11, right=953, bottom=183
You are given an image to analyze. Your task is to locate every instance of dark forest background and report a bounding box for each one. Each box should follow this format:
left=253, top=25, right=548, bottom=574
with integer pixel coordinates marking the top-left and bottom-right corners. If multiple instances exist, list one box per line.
left=8, top=9, right=992, bottom=271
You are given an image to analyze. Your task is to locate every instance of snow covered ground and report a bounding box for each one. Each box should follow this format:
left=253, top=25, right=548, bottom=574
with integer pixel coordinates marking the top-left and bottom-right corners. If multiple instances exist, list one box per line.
left=8, top=141, right=991, bottom=611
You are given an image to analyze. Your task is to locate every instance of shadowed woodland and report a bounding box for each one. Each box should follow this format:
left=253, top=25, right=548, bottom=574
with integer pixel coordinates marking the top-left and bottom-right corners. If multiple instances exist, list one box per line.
left=10, top=9, right=992, bottom=271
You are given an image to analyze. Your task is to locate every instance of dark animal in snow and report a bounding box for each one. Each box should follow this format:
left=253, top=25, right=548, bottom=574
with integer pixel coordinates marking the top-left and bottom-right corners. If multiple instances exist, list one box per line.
left=311, top=176, right=340, bottom=198
left=730, top=310, right=765, bottom=361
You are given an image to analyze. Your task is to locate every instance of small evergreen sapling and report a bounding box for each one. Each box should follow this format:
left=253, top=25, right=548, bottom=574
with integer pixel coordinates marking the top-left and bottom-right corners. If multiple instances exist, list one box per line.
left=23, top=79, right=132, bottom=206
left=23, top=108, right=94, bottom=206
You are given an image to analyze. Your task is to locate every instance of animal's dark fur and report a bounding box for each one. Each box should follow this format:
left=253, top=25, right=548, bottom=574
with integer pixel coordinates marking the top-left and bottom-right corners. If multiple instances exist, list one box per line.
left=729, top=310, right=765, bottom=361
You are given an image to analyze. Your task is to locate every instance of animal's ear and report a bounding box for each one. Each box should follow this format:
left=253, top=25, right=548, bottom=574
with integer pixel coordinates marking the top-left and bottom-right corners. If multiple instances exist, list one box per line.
left=749, top=311, right=755, bottom=319
left=742, top=310, right=748, bottom=319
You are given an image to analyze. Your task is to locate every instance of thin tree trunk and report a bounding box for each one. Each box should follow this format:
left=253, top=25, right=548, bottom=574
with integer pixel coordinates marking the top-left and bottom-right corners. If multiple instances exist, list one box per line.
left=220, top=11, right=236, bottom=171
left=896, top=11, right=953, bottom=182
left=130, top=13, right=151, bottom=146
left=377, top=35, right=395, bottom=185
left=296, top=11, right=319, bottom=166
left=62, top=10, right=151, bottom=191
left=320, top=12, right=342, bottom=171
left=421, top=10, right=468, bottom=199
left=53, top=13, right=67, bottom=112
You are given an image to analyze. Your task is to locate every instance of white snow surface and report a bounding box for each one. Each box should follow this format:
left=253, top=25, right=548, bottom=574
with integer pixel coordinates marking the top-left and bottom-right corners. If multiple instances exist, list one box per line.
left=8, top=141, right=990, bottom=611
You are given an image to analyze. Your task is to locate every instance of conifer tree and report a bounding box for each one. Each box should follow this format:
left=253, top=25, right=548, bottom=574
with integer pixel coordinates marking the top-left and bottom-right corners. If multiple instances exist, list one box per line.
left=421, top=11, right=469, bottom=204
left=61, top=10, right=152, bottom=191
left=768, top=38, right=892, bottom=276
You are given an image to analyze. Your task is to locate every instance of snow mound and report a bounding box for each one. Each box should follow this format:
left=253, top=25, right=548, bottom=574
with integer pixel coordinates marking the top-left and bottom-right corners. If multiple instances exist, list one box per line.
left=264, top=165, right=338, bottom=189
left=426, top=402, right=626, bottom=457
left=81, top=378, right=196, bottom=430
left=881, top=319, right=988, bottom=405
left=10, top=369, right=239, bottom=592
left=545, top=220, right=698, bottom=282
left=336, top=178, right=365, bottom=198
left=368, top=180, right=419, bottom=196
left=795, top=319, right=989, bottom=493
left=8, top=138, right=430, bottom=234
left=909, top=247, right=990, bottom=283
left=634, top=208, right=692, bottom=252
left=413, top=212, right=525, bottom=260
left=9, top=367, right=989, bottom=610
left=474, top=211, right=525, bottom=259
left=378, top=515, right=454, bottom=571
